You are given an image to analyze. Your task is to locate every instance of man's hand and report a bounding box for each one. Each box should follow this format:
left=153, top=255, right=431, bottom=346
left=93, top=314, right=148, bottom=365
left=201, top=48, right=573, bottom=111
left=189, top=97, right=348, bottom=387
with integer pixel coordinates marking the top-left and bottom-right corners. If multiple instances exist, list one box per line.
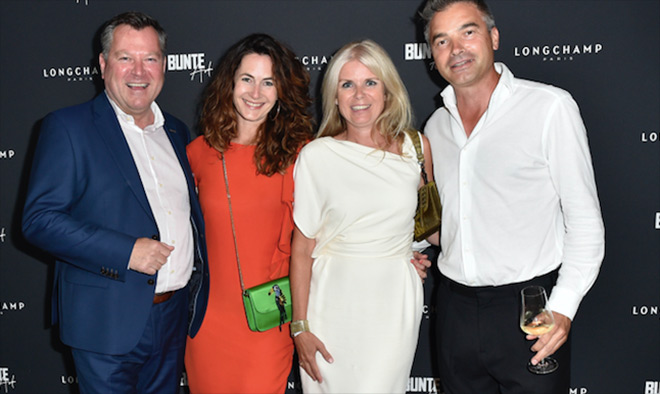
left=128, top=237, right=174, bottom=275
left=528, top=311, right=571, bottom=365
left=411, top=251, right=431, bottom=281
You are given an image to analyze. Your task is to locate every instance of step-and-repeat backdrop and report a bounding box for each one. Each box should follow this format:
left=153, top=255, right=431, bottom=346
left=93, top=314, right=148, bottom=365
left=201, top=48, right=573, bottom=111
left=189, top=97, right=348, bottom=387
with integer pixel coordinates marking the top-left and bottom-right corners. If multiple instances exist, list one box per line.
left=1, top=1, right=658, bottom=393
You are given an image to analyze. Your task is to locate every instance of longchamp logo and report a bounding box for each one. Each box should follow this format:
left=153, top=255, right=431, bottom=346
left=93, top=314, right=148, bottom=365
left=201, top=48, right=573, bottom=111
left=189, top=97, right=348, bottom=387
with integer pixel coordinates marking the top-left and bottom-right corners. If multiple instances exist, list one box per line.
left=295, top=54, right=332, bottom=72
left=631, top=305, right=659, bottom=317
left=641, top=130, right=658, bottom=143
left=60, top=375, right=77, bottom=385
left=0, top=149, right=14, bottom=160
left=0, top=367, right=16, bottom=393
left=167, top=53, right=213, bottom=83
left=0, top=227, right=6, bottom=243
left=656, top=213, right=660, bottom=230
left=513, top=42, right=603, bottom=62
left=0, top=301, right=25, bottom=316
left=570, top=388, right=588, bottom=394
left=42, top=65, right=99, bottom=82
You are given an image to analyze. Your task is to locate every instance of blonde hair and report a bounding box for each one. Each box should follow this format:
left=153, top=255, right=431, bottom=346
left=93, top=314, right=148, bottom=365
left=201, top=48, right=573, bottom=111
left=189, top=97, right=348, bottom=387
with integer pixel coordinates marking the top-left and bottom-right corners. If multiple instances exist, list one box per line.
left=317, top=39, right=414, bottom=149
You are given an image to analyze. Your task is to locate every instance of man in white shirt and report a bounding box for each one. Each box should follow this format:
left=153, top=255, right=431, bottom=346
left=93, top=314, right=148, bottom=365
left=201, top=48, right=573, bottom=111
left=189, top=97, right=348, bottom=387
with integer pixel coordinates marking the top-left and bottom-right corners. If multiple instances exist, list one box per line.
left=420, top=1, right=605, bottom=392
left=22, top=12, right=208, bottom=393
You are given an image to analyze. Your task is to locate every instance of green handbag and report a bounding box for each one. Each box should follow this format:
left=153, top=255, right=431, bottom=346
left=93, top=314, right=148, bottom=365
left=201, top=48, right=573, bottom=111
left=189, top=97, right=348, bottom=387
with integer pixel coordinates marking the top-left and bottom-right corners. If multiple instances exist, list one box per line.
left=242, top=276, right=292, bottom=332
left=223, top=156, right=292, bottom=332
left=406, top=130, right=442, bottom=242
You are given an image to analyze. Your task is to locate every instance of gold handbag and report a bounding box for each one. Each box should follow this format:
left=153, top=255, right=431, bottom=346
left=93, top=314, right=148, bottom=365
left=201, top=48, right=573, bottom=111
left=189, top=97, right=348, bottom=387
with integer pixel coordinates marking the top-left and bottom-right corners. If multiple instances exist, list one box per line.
left=406, top=130, right=442, bottom=242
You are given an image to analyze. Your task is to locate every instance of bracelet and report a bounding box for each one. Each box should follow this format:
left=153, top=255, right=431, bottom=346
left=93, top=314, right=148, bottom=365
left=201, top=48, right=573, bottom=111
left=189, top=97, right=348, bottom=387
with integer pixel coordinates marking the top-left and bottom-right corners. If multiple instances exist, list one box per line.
left=290, top=319, right=309, bottom=338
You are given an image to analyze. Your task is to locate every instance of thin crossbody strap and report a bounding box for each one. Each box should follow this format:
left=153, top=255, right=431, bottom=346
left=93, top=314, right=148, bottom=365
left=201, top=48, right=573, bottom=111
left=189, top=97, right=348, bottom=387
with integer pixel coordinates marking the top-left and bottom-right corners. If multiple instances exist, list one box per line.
left=222, top=155, right=247, bottom=295
left=406, top=130, right=429, bottom=185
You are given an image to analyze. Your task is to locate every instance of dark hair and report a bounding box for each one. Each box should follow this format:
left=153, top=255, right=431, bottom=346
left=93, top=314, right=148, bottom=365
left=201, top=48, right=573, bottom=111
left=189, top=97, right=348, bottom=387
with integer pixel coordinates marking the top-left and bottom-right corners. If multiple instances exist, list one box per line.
left=100, top=11, right=167, bottom=59
left=420, top=0, right=496, bottom=43
left=200, top=33, right=314, bottom=176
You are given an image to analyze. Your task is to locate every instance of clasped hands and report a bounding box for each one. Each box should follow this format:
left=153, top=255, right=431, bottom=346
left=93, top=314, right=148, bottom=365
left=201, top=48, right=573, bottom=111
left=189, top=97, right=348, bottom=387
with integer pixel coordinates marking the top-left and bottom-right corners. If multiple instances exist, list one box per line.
left=411, top=251, right=431, bottom=281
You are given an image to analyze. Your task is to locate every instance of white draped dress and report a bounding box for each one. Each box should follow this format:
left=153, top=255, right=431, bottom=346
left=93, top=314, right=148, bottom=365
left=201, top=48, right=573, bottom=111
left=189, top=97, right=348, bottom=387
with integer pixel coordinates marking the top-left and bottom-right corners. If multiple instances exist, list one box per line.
left=293, top=135, right=424, bottom=394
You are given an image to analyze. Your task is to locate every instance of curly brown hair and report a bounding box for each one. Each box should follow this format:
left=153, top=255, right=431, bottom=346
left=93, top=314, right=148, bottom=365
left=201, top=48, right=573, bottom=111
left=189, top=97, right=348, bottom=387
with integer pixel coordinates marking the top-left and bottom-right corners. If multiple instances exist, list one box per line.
left=199, top=33, right=314, bottom=176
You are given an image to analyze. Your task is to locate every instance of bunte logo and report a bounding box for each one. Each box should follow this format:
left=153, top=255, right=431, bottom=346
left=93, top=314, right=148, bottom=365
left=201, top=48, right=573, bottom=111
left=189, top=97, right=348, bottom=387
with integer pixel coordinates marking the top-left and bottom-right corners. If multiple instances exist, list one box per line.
left=645, top=381, right=660, bottom=394
left=0, top=367, right=16, bottom=392
left=166, top=53, right=213, bottom=83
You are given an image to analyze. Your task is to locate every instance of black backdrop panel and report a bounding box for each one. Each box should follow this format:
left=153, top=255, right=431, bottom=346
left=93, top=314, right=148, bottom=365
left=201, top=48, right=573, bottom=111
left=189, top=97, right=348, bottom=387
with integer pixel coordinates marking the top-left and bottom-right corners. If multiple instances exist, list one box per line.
left=1, top=1, right=658, bottom=393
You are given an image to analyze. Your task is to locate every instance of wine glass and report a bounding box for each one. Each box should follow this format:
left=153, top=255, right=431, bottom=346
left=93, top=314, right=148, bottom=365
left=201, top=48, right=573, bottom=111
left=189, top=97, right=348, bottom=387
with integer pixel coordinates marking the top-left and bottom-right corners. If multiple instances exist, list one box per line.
left=520, top=285, right=558, bottom=374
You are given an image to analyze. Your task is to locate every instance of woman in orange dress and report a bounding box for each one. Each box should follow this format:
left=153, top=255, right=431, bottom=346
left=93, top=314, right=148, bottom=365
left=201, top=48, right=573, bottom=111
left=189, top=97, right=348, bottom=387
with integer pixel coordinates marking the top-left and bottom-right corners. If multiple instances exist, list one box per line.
left=185, top=33, right=313, bottom=393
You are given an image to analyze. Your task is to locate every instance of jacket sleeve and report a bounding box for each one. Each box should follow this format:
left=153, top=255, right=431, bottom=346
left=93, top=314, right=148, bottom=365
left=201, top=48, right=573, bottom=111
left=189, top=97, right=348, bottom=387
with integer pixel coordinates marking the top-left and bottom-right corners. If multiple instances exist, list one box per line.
left=22, top=112, right=136, bottom=281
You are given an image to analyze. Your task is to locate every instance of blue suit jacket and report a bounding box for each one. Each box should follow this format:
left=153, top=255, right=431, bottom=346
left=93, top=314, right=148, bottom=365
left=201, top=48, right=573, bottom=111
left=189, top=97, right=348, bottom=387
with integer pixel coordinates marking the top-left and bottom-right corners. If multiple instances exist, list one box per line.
left=23, top=93, right=209, bottom=355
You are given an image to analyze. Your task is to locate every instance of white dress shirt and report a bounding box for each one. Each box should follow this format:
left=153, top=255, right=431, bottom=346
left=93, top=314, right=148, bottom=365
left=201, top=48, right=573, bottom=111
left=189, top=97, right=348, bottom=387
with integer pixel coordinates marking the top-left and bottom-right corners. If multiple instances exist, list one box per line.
left=425, top=63, right=605, bottom=320
left=108, top=94, right=193, bottom=293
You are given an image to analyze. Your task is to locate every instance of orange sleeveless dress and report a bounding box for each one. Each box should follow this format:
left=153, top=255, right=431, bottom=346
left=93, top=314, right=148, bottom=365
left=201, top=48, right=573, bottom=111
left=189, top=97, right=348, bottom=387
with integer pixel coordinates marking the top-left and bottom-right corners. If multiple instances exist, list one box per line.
left=185, top=136, right=294, bottom=393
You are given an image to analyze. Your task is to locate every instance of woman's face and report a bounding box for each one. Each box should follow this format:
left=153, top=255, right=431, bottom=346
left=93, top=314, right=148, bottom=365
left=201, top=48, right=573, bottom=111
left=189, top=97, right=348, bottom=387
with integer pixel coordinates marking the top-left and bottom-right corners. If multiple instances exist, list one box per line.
left=233, top=53, right=278, bottom=129
left=336, top=59, right=385, bottom=134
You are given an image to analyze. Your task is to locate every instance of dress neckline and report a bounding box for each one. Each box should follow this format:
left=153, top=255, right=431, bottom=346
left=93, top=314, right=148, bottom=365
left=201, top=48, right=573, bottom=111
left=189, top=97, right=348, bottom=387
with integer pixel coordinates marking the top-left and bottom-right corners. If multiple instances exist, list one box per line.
left=325, top=135, right=409, bottom=157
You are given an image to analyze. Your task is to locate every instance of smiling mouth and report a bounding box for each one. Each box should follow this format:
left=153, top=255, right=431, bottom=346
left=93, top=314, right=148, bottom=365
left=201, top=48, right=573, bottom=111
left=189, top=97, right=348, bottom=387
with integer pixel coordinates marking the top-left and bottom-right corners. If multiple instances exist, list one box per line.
left=127, top=83, right=149, bottom=88
left=451, top=59, right=472, bottom=69
left=244, top=100, right=264, bottom=109
left=351, top=104, right=370, bottom=111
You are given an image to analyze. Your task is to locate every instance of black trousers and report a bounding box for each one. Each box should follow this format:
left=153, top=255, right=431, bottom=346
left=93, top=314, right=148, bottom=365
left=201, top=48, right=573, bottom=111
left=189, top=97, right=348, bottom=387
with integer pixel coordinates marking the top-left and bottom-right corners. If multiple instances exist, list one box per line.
left=435, top=269, right=570, bottom=394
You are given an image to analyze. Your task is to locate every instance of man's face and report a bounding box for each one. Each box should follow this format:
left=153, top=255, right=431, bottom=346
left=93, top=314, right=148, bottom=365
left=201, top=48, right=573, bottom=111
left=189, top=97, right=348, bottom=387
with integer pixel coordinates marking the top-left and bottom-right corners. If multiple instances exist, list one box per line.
left=428, top=2, right=499, bottom=89
left=99, top=25, right=165, bottom=124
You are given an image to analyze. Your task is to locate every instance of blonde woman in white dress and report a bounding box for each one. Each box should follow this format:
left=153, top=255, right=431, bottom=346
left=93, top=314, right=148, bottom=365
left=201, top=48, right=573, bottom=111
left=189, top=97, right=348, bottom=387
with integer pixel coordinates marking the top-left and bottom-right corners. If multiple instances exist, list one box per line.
left=290, top=39, right=435, bottom=394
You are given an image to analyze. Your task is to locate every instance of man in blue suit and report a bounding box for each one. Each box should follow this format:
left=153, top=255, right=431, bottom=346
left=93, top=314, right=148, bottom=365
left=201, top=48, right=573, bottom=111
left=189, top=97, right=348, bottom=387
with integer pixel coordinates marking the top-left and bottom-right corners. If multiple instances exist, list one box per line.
left=22, top=12, right=208, bottom=394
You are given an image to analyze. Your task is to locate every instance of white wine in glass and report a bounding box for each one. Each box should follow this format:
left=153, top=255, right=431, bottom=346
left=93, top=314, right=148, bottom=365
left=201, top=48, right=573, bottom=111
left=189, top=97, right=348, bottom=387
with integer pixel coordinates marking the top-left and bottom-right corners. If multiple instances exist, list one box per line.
left=520, top=286, right=559, bottom=374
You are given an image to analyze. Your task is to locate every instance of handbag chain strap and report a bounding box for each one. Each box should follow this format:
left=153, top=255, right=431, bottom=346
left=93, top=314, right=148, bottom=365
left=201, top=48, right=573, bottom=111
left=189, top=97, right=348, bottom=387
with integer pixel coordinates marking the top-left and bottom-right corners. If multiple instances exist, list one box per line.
left=221, top=155, right=248, bottom=296
left=406, top=130, right=429, bottom=185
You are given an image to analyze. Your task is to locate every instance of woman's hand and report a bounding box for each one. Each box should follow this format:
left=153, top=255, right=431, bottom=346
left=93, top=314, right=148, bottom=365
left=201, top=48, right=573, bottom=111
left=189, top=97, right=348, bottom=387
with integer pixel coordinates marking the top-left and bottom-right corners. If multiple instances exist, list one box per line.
left=294, top=331, right=333, bottom=383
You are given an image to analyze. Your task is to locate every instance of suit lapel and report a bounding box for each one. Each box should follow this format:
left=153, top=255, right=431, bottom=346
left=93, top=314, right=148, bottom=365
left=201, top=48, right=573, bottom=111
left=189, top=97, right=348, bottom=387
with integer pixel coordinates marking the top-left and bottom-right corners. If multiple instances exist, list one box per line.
left=91, top=94, right=156, bottom=222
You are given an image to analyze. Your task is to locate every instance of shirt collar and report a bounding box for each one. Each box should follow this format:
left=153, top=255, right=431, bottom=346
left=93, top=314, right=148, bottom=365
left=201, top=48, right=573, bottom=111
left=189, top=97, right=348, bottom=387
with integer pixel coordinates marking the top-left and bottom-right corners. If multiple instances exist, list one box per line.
left=105, top=91, right=165, bottom=132
left=440, top=62, right=515, bottom=110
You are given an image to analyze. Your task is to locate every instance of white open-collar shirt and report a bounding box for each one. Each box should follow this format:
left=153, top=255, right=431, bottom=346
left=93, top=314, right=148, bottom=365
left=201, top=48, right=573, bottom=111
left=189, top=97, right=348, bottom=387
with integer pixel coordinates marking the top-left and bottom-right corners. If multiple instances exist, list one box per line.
left=425, top=63, right=605, bottom=319
left=108, top=94, right=193, bottom=294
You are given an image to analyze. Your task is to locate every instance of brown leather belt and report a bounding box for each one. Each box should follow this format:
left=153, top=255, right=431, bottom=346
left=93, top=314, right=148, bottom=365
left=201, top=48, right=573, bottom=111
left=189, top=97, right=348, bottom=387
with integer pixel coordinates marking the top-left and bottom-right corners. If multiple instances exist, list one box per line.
left=153, top=290, right=175, bottom=304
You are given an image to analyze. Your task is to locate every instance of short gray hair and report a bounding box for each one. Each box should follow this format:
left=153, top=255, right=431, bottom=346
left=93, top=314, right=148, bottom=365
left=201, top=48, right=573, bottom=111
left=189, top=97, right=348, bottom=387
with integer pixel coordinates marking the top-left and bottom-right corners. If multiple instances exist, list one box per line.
left=100, top=11, right=167, bottom=59
left=420, top=0, right=496, bottom=44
